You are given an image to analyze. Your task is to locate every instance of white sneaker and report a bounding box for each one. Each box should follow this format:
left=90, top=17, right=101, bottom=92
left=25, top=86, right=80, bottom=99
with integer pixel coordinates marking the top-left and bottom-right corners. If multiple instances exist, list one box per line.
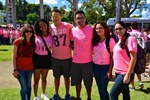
left=34, top=97, right=39, bottom=100
left=41, top=94, right=49, bottom=100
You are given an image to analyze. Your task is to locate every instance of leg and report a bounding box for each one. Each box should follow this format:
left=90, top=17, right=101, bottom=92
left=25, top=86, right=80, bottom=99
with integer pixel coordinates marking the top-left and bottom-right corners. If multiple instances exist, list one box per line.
left=41, top=69, right=49, bottom=94
left=122, top=86, right=130, bottom=100
left=26, top=70, right=33, bottom=100
left=71, top=62, right=82, bottom=99
left=98, top=65, right=109, bottom=100
left=76, top=84, right=82, bottom=99
left=54, top=77, right=60, bottom=94
left=137, top=74, right=143, bottom=89
left=64, top=77, right=70, bottom=95
left=18, top=70, right=28, bottom=100
left=82, top=62, right=93, bottom=99
left=110, top=73, right=134, bottom=100
left=33, top=69, right=41, bottom=97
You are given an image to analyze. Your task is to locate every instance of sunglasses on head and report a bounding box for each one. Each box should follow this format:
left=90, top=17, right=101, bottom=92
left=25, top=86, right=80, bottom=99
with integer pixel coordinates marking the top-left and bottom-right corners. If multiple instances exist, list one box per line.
left=114, top=27, right=123, bottom=31
left=25, top=30, right=33, bottom=33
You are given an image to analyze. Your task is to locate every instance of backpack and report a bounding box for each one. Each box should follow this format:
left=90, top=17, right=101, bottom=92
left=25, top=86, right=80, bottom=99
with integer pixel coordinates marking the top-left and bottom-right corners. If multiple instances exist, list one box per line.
left=105, top=36, right=111, bottom=54
left=145, top=36, right=150, bottom=53
left=125, top=36, right=146, bottom=74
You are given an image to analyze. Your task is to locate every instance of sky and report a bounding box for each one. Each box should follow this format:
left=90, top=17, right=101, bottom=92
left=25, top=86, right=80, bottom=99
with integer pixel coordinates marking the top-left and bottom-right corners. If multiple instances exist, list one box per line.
left=1, top=0, right=150, bottom=18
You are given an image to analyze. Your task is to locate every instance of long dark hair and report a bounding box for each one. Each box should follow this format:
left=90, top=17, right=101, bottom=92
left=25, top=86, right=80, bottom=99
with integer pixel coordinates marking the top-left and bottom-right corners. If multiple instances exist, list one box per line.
left=115, top=21, right=130, bottom=49
left=92, top=21, right=110, bottom=46
left=21, top=24, right=36, bottom=48
left=34, top=19, right=50, bottom=36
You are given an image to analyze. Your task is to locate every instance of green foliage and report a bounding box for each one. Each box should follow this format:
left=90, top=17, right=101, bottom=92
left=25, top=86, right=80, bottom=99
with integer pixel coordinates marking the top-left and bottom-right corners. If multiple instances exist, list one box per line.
left=26, top=13, right=39, bottom=25
left=0, top=1, right=3, bottom=10
left=0, top=45, right=12, bottom=61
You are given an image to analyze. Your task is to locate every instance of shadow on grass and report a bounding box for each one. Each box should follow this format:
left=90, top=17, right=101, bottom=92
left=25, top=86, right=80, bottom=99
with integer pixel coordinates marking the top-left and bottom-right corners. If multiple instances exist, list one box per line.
left=135, top=81, right=150, bottom=94
left=49, top=96, right=76, bottom=100
left=136, top=87, right=150, bottom=94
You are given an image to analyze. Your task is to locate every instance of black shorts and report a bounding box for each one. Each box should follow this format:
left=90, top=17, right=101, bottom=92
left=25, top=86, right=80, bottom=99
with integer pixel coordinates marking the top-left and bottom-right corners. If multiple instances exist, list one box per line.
left=33, top=52, right=51, bottom=69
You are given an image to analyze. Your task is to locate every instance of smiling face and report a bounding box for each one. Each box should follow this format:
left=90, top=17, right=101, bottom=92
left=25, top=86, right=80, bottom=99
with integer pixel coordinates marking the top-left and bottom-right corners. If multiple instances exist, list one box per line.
left=51, top=11, right=62, bottom=26
left=25, top=28, right=33, bottom=40
left=114, top=23, right=126, bottom=38
left=95, top=23, right=105, bottom=37
left=75, top=13, right=86, bottom=28
left=39, top=21, right=48, bottom=33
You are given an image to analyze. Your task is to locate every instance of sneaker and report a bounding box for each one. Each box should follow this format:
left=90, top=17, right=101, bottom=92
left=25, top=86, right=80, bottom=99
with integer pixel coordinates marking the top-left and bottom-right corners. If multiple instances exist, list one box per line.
left=52, top=94, right=59, bottom=100
left=65, top=94, right=70, bottom=100
left=41, top=94, right=49, bottom=100
left=34, top=97, right=39, bottom=100
left=129, top=87, right=135, bottom=91
left=139, top=83, right=144, bottom=89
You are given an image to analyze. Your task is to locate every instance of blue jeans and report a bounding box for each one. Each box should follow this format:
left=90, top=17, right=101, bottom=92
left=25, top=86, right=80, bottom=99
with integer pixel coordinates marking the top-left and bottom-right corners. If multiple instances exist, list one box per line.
left=110, top=73, right=134, bottom=100
left=93, top=64, right=110, bottom=100
left=18, top=70, right=33, bottom=100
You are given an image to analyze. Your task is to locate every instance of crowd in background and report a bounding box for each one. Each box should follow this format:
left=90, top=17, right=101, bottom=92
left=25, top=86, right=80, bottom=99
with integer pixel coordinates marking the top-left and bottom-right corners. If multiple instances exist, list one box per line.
left=0, top=25, right=22, bottom=45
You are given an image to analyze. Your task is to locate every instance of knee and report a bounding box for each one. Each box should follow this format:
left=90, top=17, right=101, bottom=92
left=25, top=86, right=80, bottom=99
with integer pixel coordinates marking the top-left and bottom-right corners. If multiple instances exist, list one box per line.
left=21, top=88, right=27, bottom=93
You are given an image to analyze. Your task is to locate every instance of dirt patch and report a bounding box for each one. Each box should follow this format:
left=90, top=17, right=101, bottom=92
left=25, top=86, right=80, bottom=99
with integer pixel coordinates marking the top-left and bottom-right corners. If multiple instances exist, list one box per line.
left=0, top=61, right=149, bottom=88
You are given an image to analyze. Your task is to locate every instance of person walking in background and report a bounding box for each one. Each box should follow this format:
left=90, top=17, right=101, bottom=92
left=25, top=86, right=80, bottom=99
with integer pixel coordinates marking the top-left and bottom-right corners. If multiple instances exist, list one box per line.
left=2, top=27, right=9, bottom=45
left=129, top=21, right=146, bottom=90
left=110, top=21, right=137, bottom=100
left=92, top=21, right=115, bottom=100
left=33, top=19, right=52, bottom=100
left=12, top=24, right=36, bottom=100
left=0, top=26, right=3, bottom=45
left=50, top=9, right=73, bottom=100
left=71, top=11, right=93, bottom=100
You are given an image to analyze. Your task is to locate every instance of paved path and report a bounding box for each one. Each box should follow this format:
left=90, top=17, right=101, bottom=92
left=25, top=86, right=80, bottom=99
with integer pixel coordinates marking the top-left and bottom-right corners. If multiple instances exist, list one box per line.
left=0, top=61, right=149, bottom=88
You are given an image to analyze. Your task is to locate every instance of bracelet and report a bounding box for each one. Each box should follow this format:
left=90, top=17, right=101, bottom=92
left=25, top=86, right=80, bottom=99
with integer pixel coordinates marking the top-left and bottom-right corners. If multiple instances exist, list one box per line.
left=13, top=69, right=17, bottom=72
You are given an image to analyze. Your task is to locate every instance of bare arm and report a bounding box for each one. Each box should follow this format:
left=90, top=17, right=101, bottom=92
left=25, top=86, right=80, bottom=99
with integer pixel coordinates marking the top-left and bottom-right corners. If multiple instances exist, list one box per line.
left=12, top=45, right=20, bottom=78
left=107, top=52, right=114, bottom=79
left=124, top=51, right=137, bottom=83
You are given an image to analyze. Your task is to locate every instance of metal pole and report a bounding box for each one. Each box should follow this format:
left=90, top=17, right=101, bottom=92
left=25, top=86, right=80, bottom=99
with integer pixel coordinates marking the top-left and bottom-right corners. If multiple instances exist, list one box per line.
left=40, top=0, right=44, bottom=19
left=73, top=0, right=78, bottom=26
left=116, top=0, right=122, bottom=22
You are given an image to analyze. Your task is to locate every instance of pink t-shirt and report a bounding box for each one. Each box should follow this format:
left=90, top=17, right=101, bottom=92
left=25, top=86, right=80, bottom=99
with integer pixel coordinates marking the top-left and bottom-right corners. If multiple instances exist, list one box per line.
left=0, top=29, right=3, bottom=35
left=34, top=34, right=53, bottom=55
left=113, top=36, right=137, bottom=74
left=15, top=30, right=20, bottom=39
left=50, top=22, right=73, bottom=59
left=72, top=25, right=93, bottom=63
left=3, top=29, right=9, bottom=38
left=93, top=38, right=116, bottom=65
left=10, top=30, right=15, bottom=39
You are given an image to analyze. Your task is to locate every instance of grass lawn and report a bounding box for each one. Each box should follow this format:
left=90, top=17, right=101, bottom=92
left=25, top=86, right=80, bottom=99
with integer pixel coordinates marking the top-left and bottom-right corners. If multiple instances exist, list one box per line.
left=0, top=82, right=150, bottom=100
left=0, top=45, right=12, bottom=61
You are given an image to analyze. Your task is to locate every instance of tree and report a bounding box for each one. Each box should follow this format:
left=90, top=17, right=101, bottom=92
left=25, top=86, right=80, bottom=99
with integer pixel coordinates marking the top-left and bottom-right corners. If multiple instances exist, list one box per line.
left=44, top=5, right=51, bottom=21
left=122, top=0, right=146, bottom=17
left=0, top=1, right=3, bottom=10
left=26, top=13, right=39, bottom=24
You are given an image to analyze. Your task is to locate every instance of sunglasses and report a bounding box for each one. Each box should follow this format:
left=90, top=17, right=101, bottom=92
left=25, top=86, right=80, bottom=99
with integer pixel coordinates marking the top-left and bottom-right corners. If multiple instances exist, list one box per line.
left=76, top=17, right=85, bottom=20
left=25, top=30, right=33, bottom=33
left=114, top=27, right=123, bottom=31
left=52, top=16, right=61, bottom=19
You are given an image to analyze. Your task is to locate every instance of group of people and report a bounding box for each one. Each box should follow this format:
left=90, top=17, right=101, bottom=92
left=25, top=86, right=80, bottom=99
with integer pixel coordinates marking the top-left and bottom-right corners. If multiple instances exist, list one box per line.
left=0, top=26, right=21, bottom=45
left=12, top=9, right=150, bottom=100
